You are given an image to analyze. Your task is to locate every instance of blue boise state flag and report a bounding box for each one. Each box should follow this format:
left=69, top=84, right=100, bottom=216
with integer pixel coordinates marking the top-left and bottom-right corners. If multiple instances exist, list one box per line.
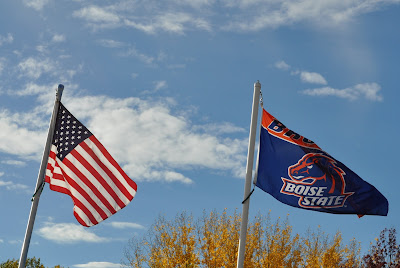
left=255, top=109, right=388, bottom=216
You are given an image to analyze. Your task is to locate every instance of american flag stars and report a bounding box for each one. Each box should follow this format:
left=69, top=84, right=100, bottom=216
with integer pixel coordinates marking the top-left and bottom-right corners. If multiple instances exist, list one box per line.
left=52, top=106, right=92, bottom=160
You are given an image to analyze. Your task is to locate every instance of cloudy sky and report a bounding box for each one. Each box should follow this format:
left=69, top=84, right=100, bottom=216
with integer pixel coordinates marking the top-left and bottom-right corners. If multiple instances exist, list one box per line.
left=1, top=0, right=399, bottom=267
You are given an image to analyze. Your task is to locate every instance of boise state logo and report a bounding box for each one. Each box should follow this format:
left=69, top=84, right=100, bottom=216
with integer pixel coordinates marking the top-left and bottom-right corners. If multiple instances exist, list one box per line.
left=280, top=153, right=354, bottom=209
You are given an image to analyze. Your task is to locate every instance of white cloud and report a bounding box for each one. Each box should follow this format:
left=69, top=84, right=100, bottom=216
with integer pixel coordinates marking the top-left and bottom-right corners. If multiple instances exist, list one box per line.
left=8, top=82, right=52, bottom=97
left=96, top=40, right=157, bottom=65
left=0, top=173, right=29, bottom=194
left=73, top=262, right=121, bottom=268
left=73, top=6, right=120, bottom=24
left=18, top=57, right=56, bottom=80
left=17, top=56, right=80, bottom=82
left=23, top=0, right=50, bottom=10
left=0, top=180, right=29, bottom=192
left=154, top=80, right=167, bottom=91
left=37, top=222, right=110, bottom=243
left=157, top=12, right=212, bottom=34
left=0, top=109, right=46, bottom=159
left=301, top=82, right=383, bottom=102
left=0, top=57, right=6, bottom=74
left=73, top=3, right=212, bottom=34
left=9, top=240, right=22, bottom=245
left=0, top=239, right=3, bottom=243
left=221, top=0, right=400, bottom=32
left=107, top=221, right=146, bottom=230
left=276, top=60, right=327, bottom=85
left=122, top=20, right=158, bottom=35
left=0, top=84, right=75, bottom=161
left=1, top=160, right=26, bottom=166
left=124, top=12, right=211, bottom=35
left=0, top=85, right=247, bottom=184
left=64, top=95, right=247, bottom=183
left=299, top=71, right=327, bottom=85
left=121, top=47, right=155, bottom=64
left=275, top=60, right=290, bottom=70
left=172, top=0, right=215, bottom=9
left=276, top=61, right=382, bottom=101
left=52, top=34, right=66, bottom=43
left=0, top=33, right=13, bottom=46
left=164, top=171, right=192, bottom=184
left=68, top=0, right=400, bottom=35
left=36, top=45, right=48, bottom=53
left=97, top=39, right=125, bottom=48
left=154, top=13, right=190, bottom=34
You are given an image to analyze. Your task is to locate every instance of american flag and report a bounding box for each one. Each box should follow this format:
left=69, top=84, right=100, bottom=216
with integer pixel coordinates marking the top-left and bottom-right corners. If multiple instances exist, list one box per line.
left=45, top=102, right=137, bottom=227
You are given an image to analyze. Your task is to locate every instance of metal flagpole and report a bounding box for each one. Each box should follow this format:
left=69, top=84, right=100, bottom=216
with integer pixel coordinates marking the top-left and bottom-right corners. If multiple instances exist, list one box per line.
left=18, top=84, right=64, bottom=268
left=236, top=81, right=261, bottom=268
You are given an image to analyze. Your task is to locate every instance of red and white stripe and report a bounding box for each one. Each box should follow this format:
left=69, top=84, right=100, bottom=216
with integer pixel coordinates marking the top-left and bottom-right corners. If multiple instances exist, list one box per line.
left=45, top=135, right=137, bottom=227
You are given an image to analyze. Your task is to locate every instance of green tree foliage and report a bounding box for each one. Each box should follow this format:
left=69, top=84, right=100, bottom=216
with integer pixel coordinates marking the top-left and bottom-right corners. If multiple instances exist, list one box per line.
left=123, top=210, right=362, bottom=267
left=0, top=257, right=63, bottom=268
left=362, top=227, right=400, bottom=268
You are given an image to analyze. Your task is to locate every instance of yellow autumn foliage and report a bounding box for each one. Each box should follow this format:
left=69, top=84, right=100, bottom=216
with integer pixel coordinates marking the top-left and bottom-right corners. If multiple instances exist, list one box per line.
left=123, top=210, right=361, bottom=268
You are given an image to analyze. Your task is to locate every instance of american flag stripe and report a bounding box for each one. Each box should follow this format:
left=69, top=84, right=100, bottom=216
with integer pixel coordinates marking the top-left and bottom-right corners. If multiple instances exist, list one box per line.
left=67, top=188, right=106, bottom=225
left=87, top=136, right=136, bottom=198
left=47, top=140, right=137, bottom=226
left=70, top=192, right=103, bottom=225
left=76, top=141, right=129, bottom=206
left=67, top=149, right=121, bottom=213
left=46, top=147, right=70, bottom=194
left=74, top=206, right=94, bottom=226
left=58, top=158, right=110, bottom=221
left=80, top=138, right=130, bottom=201
left=62, top=155, right=118, bottom=217
left=44, top=102, right=137, bottom=227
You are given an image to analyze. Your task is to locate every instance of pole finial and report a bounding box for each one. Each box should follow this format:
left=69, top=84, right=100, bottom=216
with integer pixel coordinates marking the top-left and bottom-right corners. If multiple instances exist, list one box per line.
left=56, top=84, right=64, bottom=101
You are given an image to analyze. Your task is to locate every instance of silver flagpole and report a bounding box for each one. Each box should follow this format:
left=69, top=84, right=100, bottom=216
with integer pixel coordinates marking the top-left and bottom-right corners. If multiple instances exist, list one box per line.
left=236, top=81, right=261, bottom=268
left=18, top=84, right=64, bottom=268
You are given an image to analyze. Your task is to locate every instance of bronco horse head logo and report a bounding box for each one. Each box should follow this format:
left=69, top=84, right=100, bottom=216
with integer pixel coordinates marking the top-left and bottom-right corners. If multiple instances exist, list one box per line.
left=288, top=153, right=346, bottom=194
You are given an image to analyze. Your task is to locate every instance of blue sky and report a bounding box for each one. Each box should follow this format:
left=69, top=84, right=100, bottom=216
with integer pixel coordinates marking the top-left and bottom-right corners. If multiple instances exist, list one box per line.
left=1, top=0, right=399, bottom=267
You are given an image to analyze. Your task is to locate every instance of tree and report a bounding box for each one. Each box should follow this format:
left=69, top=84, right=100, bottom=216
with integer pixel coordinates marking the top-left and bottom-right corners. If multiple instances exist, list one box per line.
left=0, top=257, right=63, bottom=268
left=197, top=210, right=240, bottom=268
left=363, top=227, right=400, bottom=268
left=247, top=214, right=302, bottom=268
left=300, top=226, right=362, bottom=268
left=343, top=238, right=362, bottom=268
left=124, top=212, right=199, bottom=268
left=123, top=210, right=361, bottom=267
left=0, top=259, right=18, bottom=268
